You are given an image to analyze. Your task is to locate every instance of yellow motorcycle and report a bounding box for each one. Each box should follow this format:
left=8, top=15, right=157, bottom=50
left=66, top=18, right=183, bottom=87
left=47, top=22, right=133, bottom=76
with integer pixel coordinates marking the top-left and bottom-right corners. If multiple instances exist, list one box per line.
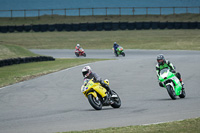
left=81, top=78, right=121, bottom=110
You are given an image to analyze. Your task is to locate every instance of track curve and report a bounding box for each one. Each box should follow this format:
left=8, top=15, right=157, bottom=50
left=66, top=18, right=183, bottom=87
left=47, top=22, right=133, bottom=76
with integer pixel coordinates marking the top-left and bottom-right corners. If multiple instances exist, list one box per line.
left=0, top=49, right=200, bottom=133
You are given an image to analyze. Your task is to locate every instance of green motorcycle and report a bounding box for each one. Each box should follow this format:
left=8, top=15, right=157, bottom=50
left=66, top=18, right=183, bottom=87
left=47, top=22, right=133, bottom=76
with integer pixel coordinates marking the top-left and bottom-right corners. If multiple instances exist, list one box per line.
left=113, top=46, right=125, bottom=57
left=158, top=68, right=186, bottom=100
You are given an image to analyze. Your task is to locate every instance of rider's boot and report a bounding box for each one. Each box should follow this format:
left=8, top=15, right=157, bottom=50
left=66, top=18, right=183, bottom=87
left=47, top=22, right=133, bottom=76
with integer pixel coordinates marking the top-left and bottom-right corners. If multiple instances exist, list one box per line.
left=103, top=95, right=108, bottom=104
left=103, top=94, right=114, bottom=105
left=100, top=82, right=114, bottom=104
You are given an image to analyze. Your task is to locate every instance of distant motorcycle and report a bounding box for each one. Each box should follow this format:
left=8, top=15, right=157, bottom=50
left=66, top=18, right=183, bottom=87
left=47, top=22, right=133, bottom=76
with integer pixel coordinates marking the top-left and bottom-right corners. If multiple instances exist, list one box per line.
left=75, top=48, right=86, bottom=57
left=81, top=78, right=121, bottom=110
left=158, top=68, right=186, bottom=100
left=113, top=46, right=125, bottom=57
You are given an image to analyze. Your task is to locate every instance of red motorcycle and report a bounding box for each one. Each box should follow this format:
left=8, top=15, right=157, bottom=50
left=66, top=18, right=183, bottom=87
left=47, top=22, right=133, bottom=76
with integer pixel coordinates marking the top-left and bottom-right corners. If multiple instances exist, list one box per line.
left=75, top=48, right=86, bottom=57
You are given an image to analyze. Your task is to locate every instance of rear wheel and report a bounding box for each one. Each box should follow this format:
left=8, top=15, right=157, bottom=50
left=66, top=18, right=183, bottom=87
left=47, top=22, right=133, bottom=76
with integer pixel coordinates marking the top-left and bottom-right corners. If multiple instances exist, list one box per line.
left=166, top=85, right=176, bottom=100
left=75, top=52, right=79, bottom=57
left=110, top=90, right=121, bottom=108
left=88, top=94, right=102, bottom=110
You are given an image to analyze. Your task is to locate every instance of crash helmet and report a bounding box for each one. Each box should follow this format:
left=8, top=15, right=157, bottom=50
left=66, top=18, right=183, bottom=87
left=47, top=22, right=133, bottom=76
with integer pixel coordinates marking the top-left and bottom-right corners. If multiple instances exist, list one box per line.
left=76, top=44, right=80, bottom=48
left=104, top=79, right=109, bottom=85
left=82, top=66, right=92, bottom=78
left=157, top=54, right=166, bottom=65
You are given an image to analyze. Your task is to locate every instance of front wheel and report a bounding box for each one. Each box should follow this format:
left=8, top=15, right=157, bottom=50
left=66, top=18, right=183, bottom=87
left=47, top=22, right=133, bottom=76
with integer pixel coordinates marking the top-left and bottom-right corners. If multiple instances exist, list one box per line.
left=110, top=90, right=121, bottom=108
left=166, top=85, right=176, bottom=100
left=179, top=88, right=186, bottom=98
left=122, top=52, right=125, bottom=57
left=83, top=53, right=86, bottom=57
left=88, top=94, right=102, bottom=110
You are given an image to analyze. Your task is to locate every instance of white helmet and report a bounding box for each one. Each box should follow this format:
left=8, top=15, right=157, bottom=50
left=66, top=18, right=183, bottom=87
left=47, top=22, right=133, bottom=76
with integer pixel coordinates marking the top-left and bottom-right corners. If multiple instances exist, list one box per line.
left=77, top=44, right=80, bottom=47
left=82, top=66, right=92, bottom=78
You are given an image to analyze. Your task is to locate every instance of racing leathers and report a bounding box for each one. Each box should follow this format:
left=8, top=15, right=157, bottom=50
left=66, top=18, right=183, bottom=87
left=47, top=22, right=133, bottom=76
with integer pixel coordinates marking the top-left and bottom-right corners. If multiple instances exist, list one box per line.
left=156, top=60, right=183, bottom=87
left=84, top=72, right=113, bottom=104
left=84, top=72, right=111, bottom=93
left=75, top=46, right=81, bottom=51
left=113, top=43, right=119, bottom=55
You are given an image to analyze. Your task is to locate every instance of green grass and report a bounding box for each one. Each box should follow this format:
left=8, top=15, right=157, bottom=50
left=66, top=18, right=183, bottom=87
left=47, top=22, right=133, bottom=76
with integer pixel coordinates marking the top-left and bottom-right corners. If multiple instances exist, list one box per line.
left=0, top=14, right=200, bottom=26
left=0, top=44, right=107, bottom=87
left=59, top=117, right=200, bottom=133
left=0, top=58, right=107, bottom=88
left=0, top=44, right=38, bottom=60
left=1, top=30, right=200, bottom=50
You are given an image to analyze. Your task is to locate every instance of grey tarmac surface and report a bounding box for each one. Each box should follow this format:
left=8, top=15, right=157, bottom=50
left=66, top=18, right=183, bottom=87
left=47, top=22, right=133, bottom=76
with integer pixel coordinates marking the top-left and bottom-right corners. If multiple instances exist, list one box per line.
left=0, top=49, right=200, bottom=133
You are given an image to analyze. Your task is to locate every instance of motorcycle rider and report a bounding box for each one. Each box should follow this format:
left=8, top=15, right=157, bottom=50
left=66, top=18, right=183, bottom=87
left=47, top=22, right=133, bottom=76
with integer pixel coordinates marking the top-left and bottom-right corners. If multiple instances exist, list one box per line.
left=156, top=54, right=184, bottom=88
left=113, top=42, right=119, bottom=55
left=82, top=66, right=114, bottom=104
left=75, top=44, right=81, bottom=51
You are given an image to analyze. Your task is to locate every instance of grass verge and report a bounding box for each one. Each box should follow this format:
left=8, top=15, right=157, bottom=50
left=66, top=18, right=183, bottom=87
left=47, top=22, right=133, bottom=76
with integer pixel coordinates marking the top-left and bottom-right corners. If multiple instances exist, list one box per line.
left=1, top=30, right=200, bottom=50
left=59, top=117, right=200, bottom=133
left=0, top=44, right=38, bottom=60
left=0, top=58, right=107, bottom=88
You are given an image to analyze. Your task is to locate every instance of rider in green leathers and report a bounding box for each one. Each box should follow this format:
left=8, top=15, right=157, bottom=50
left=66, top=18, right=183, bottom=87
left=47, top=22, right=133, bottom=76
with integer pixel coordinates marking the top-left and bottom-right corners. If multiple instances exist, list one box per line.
left=156, top=54, right=184, bottom=88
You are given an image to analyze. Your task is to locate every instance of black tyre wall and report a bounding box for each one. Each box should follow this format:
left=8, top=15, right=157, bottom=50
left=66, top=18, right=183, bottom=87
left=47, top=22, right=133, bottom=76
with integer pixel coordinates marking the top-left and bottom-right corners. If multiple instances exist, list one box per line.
left=112, top=22, right=119, bottom=30
left=0, top=56, right=55, bottom=67
left=32, top=25, right=40, bottom=32
left=15, top=25, right=24, bottom=32
left=80, top=23, right=88, bottom=31
left=88, top=23, right=96, bottom=31
left=151, top=22, right=159, bottom=29
left=48, top=24, right=56, bottom=31
left=24, top=25, right=32, bottom=32
left=104, top=22, right=112, bottom=31
left=8, top=26, right=15, bottom=32
left=2, top=22, right=200, bottom=32
left=0, top=26, right=8, bottom=33
left=96, top=23, right=103, bottom=31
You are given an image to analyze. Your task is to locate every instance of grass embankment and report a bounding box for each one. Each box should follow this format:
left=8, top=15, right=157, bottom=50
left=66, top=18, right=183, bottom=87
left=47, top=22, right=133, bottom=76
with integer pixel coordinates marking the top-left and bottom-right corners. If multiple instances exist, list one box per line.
left=0, top=44, right=38, bottom=59
left=0, top=30, right=200, bottom=50
left=0, top=44, right=106, bottom=87
left=0, top=57, right=105, bottom=88
left=0, top=14, right=200, bottom=26
left=60, top=117, right=200, bottom=133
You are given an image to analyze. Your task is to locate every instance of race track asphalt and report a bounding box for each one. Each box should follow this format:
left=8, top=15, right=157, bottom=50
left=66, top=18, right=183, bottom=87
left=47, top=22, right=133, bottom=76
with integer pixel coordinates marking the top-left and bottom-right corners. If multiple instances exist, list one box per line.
left=0, top=49, right=200, bottom=133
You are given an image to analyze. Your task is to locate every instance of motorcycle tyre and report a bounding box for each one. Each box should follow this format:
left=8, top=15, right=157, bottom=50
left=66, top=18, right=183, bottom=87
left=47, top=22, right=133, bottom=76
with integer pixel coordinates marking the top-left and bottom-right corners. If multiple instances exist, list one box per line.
left=179, top=88, right=186, bottom=98
left=110, top=90, right=121, bottom=108
left=122, top=52, right=125, bottom=57
left=166, top=85, right=176, bottom=100
left=75, top=52, right=79, bottom=57
left=83, top=53, right=86, bottom=57
left=88, top=94, right=102, bottom=110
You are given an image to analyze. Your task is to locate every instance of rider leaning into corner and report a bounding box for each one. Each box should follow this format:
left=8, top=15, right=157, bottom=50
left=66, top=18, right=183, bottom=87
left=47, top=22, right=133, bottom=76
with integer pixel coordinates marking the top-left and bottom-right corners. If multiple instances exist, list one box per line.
left=82, top=66, right=114, bottom=104
left=75, top=44, right=81, bottom=51
left=156, top=54, right=185, bottom=89
left=113, top=42, right=119, bottom=55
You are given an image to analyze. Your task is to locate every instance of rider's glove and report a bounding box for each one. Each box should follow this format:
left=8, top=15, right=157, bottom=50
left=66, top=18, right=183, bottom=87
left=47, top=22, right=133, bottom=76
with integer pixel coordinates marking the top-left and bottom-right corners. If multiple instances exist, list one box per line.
left=100, top=80, right=105, bottom=86
left=171, top=69, right=176, bottom=73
